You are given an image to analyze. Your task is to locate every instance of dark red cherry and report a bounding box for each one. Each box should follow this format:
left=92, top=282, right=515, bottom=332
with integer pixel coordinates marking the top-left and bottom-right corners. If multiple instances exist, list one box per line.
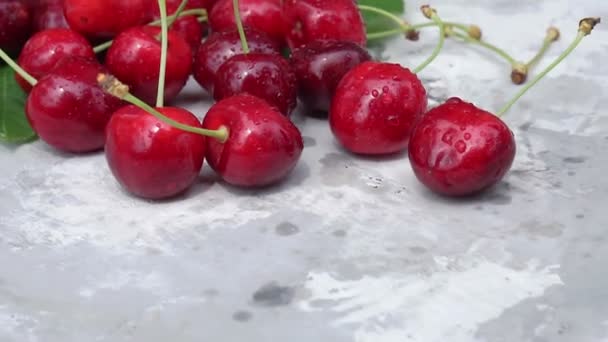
left=202, top=94, right=303, bottom=187
left=282, top=0, right=366, bottom=49
left=192, top=28, right=280, bottom=94
left=32, top=0, right=68, bottom=32
left=147, top=0, right=206, bottom=50
left=24, top=57, right=124, bottom=153
left=105, top=105, right=206, bottom=199
left=329, top=61, right=427, bottom=155
left=408, top=97, right=516, bottom=196
left=0, top=0, right=32, bottom=56
left=63, top=0, right=147, bottom=40
left=290, top=39, right=372, bottom=115
left=213, top=53, right=297, bottom=116
left=16, top=28, right=95, bottom=92
left=209, top=0, right=286, bottom=46
left=105, top=25, right=193, bottom=106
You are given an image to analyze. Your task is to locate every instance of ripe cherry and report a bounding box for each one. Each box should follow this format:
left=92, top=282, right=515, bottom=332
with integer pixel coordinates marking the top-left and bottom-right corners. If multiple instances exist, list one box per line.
left=16, top=28, right=95, bottom=92
left=63, top=0, right=147, bottom=40
left=32, top=0, right=69, bottom=32
left=290, top=39, right=372, bottom=116
left=209, top=0, right=286, bottom=46
left=105, top=25, right=193, bottom=106
left=192, top=28, right=280, bottom=94
left=329, top=61, right=427, bottom=155
left=104, top=105, right=206, bottom=200
left=213, top=53, right=297, bottom=116
left=25, top=57, right=124, bottom=153
left=202, top=94, right=304, bottom=187
left=408, top=98, right=516, bottom=196
left=282, top=0, right=366, bottom=49
left=0, top=0, right=32, bottom=56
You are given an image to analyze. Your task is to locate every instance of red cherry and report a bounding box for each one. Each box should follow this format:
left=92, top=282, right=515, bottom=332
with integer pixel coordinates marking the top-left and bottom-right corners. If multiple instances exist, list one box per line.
left=329, top=61, right=427, bottom=155
left=213, top=53, right=297, bottom=116
left=63, top=0, right=147, bottom=40
left=0, top=0, right=32, bottom=56
left=209, top=0, right=286, bottom=46
left=290, top=39, right=372, bottom=115
left=105, top=105, right=206, bottom=199
left=192, top=28, right=280, bottom=94
left=24, top=57, right=124, bottom=153
left=202, top=94, right=303, bottom=187
left=16, top=28, right=95, bottom=92
left=282, top=0, right=366, bottom=49
left=105, top=25, right=193, bottom=106
left=146, top=0, right=207, bottom=50
left=32, top=0, right=69, bottom=32
left=408, top=97, right=516, bottom=196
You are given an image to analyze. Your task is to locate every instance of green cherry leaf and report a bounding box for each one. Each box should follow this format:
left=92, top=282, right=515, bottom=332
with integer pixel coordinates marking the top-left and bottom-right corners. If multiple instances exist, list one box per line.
left=359, top=0, right=406, bottom=36
left=0, top=65, right=37, bottom=144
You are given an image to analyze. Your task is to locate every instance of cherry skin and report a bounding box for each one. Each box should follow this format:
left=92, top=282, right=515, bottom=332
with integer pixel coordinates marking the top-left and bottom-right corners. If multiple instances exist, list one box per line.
left=202, top=94, right=303, bottom=187
left=63, top=0, right=147, bottom=40
left=290, top=39, right=372, bottom=116
left=0, top=0, right=32, bottom=56
left=146, top=0, right=207, bottom=51
left=105, top=105, right=206, bottom=200
left=209, top=0, right=286, bottom=46
left=408, top=97, right=516, bottom=196
left=32, top=0, right=69, bottom=32
left=282, top=0, right=366, bottom=49
left=16, top=28, right=95, bottom=93
left=105, top=25, right=193, bottom=106
left=213, top=53, right=297, bottom=116
left=24, top=56, right=124, bottom=153
left=192, top=28, right=280, bottom=94
left=329, top=61, right=427, bottom=155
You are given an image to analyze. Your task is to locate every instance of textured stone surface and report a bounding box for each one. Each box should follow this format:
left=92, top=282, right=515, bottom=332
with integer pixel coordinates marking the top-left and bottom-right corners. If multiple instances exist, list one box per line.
left=1, top=1, right=607, bottom=341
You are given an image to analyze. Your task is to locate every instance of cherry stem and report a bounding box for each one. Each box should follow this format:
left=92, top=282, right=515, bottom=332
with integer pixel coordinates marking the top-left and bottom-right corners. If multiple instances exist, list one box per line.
left=449, top=30, right=518, bottom=66
left=357, top=5, right=408, bottom=33
left=167, top=0, right=188, bottom=28
left=412, top=6, right=445, bottom=74
left=233, top=0, right=249, bottom=53
left=156, top=0, right=169, bottom=107
left=526, top=27, right=560, bottom=69
left=92, top=8, right=208, bottom=53
left=98, top=74, right=229, bottom=142
left=366, top=21, right=471, bottom=41
left=0, top=48, right=37, bottom=86
left=497, top=18, right=600, bottom=117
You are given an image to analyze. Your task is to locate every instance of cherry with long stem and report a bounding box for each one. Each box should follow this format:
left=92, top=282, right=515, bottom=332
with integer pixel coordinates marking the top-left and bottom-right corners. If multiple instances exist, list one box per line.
left=497, top=18, right=599, bottom=116
left=98, top=74, right=228, bottom=141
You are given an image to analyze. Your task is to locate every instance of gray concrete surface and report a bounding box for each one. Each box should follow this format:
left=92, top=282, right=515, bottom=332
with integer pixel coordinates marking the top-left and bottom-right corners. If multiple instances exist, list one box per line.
left=1, top=0, right=607, bottom=341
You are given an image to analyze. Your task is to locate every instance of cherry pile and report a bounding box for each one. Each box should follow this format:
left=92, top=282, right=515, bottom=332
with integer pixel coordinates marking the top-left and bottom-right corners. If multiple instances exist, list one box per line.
left=0, top=0, right=600, bottom=200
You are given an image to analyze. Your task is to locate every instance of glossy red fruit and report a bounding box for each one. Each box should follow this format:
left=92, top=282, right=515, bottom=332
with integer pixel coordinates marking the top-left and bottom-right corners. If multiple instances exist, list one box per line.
left=192, top=28, right=280, bottom=94
left=32, top=0, right=68, bottom=32
left=63, top=0, right=147, bottom=40
left=290, top=39, right=372, bottom=115
left=282, top=0, right=366, bottom=49
left=25, top=57, right=123, bottom=153
left=105, top=25, right=193, bottom=106
left=329, top=61, right=427, bottom=155
left=0, top=0, right=32, bottom=55
left=408, top=97, right=516, bottom=196
left=16, top=28, right=95, bottom=92
left=105, top=105, right=206, bottom=199
left=202, top=94, right=303, bottom=187
left=213, top=53, right=297, bottom=116
left=209, top=0, right=286, bottom=46
left=147, top=0, right=206, bottom=50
